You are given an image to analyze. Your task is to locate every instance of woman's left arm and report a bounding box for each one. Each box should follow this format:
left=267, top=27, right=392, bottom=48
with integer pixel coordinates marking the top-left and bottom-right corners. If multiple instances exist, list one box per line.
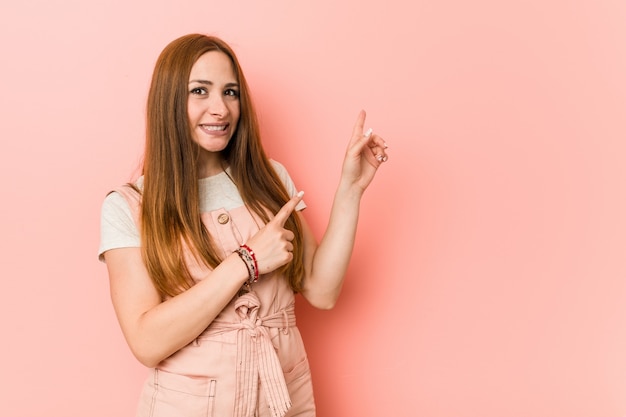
left=300, top=110, right=388, bottom=309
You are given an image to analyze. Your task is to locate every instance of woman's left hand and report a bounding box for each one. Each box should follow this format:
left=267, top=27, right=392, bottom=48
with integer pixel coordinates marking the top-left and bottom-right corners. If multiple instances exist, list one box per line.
left=340, top=110, right=389, bottom=192
left=298, top=111, right=389, bottom=308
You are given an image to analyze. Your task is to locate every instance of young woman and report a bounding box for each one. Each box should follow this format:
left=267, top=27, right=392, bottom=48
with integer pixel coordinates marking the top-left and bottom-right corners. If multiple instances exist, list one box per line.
left=99, top=33, right=388, bottom=417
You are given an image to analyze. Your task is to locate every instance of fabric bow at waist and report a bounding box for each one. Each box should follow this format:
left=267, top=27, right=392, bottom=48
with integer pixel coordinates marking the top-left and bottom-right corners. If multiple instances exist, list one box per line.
left=205, top=292, right=295, bottom=417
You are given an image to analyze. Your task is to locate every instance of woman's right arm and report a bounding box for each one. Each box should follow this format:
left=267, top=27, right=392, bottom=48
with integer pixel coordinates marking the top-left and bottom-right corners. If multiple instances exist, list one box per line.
left=104, top=192, right=304, bottom=368
left=105, top=247, right=249, bottom=368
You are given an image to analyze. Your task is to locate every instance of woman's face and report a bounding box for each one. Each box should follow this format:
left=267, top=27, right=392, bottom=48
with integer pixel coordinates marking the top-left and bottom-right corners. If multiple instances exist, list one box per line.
left=187, top=51, right=241, bottom=163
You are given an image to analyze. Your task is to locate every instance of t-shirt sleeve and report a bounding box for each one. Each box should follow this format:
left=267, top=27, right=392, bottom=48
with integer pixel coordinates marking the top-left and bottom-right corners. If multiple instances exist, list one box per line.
left=98, top=191, right=141, bottom=262
left=270, top=160, right=307, bottom=211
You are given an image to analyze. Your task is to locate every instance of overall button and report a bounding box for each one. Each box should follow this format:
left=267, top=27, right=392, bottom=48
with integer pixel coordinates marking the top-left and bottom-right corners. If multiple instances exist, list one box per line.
left=217, top=213, right=230, bottom=224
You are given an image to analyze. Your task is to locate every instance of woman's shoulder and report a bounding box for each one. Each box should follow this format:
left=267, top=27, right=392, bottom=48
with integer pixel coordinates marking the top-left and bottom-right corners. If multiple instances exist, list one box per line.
left=269, top=158, right=287, bottom=173
left=102, top=176, right=143, bottom=215
left=268, top=159, right=305, bottom=210
left=269, top=159, right=295, bottom=182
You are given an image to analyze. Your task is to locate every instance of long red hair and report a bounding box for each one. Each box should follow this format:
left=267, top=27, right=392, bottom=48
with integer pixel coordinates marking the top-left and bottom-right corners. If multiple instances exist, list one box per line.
left=139, top=34, right=304, bottom=298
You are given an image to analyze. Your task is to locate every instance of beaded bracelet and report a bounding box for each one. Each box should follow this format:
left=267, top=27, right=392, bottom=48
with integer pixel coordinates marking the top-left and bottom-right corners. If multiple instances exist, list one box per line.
left=241, top=244, right=259, bottom=283
left=235, top=244, right=259, bottom=284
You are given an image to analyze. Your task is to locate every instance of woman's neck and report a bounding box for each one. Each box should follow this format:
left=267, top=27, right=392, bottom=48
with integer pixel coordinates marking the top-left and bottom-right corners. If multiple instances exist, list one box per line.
left=198, top=153, right=226, bottom=178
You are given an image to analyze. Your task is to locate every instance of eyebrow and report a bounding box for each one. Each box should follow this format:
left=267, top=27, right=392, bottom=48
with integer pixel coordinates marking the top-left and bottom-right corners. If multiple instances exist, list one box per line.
left=188, top=79, right=239, bottom=88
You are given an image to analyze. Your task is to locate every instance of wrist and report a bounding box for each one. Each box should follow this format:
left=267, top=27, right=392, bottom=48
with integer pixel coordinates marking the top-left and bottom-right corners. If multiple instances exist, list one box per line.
left=234, top=244, right=259, bottom=284
left=336, top=180, right=365, bottom=201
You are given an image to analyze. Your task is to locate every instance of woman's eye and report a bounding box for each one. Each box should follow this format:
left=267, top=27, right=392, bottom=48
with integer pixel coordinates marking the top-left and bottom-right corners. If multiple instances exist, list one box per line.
left=190, top=87, right=206, bottom=95
left=225, top=89, right=240, bottom=97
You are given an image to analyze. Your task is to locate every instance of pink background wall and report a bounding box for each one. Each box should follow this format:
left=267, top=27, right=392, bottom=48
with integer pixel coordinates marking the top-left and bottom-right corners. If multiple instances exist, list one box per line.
left=1, top=0, right=625, bottom=416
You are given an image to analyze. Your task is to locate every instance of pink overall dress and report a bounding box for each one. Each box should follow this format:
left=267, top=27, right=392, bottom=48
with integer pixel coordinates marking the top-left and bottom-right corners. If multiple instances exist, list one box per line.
left=116, top=187, right=316, bottom=417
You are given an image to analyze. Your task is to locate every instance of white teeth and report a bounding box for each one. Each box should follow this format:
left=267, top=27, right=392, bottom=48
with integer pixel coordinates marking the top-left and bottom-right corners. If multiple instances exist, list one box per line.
left=203, top=125, right=227, bottom=131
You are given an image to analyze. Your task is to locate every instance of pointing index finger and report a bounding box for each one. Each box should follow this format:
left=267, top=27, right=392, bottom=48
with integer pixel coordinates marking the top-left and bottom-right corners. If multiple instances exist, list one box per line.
left=350, top=110, right=366, bottom=141
left=273, top=190, right=304, bottom=227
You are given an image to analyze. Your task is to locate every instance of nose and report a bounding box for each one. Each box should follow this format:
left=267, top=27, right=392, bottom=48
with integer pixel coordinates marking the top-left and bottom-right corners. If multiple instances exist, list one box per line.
left=207, top=94, right=228, bottom=118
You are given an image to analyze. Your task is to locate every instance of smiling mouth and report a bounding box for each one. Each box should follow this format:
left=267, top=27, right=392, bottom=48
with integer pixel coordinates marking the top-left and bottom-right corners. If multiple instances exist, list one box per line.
left=201, top=124, right=228, bottom=132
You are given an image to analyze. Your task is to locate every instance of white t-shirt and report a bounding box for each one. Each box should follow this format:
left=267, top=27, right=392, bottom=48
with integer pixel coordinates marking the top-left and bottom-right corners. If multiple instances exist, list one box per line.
left=98, top=160, right=305, bottom=261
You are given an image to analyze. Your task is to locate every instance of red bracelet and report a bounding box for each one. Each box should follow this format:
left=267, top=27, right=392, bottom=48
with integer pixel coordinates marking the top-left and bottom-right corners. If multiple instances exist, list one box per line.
left=240, top=244, right=258, bottom=282
left=235, top=244, right=259, bottom=283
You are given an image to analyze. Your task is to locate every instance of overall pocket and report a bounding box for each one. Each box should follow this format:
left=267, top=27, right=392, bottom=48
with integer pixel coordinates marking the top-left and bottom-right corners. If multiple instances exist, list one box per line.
left=148, top=369, right=217, bottom=417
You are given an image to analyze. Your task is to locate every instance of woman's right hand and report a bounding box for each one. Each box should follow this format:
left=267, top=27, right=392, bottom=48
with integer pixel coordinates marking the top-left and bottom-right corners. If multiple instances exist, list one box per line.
left=245, top=191, right=304, bottom=274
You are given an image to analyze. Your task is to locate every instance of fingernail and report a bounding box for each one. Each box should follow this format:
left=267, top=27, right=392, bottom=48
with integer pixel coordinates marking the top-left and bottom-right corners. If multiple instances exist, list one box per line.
left=364, top=128, right=373, bottom=138
left=296, top=190, right=304, bottom=198
left=384, top=142, right=388, bottom=149
left=376, top=154, right=384, bottom=162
